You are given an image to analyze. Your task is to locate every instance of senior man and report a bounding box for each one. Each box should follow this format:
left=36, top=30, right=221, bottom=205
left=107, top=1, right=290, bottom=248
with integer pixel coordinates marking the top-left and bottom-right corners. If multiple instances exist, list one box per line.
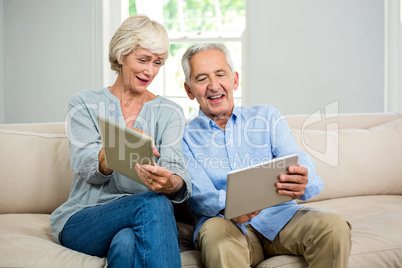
left=181, top=43, right=352, bottom=268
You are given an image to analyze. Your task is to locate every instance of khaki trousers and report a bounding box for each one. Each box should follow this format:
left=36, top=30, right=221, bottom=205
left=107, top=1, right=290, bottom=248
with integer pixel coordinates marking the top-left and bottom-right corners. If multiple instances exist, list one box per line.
left=195, top=207, right=352, bottom=268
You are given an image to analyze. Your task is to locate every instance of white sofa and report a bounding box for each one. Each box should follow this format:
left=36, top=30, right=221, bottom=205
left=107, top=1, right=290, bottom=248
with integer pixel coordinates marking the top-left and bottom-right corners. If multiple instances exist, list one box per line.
left=1, top=113, right=402, bottom=268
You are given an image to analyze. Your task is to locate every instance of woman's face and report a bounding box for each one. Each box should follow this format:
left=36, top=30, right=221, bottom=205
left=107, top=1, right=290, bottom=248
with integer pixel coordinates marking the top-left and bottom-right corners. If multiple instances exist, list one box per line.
left=120, top=47, right=164, bottom=94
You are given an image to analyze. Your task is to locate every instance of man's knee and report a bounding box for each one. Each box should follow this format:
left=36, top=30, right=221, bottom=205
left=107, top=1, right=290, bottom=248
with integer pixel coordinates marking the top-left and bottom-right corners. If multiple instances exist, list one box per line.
left=297, top=208, right=352, bottom=266
left=305, top=208, right=352, bottom=248
left=197, top=217, right=251, bottom=267
left=197, top=217, right=248, bottom=251
left=317, top=210, right=351, bottom=237
left=325, top=211, right=352, bottom=249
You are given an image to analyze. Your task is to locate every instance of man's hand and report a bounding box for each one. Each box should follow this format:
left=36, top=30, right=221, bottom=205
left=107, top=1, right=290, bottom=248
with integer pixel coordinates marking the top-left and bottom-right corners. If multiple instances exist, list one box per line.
left=230, top=210, right=261, bottom=224
left=276, top=163, right=308, bottom=199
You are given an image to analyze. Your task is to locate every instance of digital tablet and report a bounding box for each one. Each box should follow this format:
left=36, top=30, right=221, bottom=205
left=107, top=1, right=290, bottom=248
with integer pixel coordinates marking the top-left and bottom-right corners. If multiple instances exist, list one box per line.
left=98, top=115, right=155, bottom=186
left=224, top=154, right=298, bottom=220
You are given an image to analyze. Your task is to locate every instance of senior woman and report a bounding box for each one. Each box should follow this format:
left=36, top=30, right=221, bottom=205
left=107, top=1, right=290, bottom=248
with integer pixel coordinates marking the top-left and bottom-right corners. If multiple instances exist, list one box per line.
left=50, top=15, right=191, bottom=267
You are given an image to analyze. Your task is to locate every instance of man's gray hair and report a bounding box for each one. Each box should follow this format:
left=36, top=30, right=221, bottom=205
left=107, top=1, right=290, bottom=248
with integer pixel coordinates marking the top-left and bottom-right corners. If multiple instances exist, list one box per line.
left=181, top=43, right=235, bottom=85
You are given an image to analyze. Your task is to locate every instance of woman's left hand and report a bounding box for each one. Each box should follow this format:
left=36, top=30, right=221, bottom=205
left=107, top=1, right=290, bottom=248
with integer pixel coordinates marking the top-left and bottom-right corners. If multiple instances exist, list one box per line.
left=132, top=128, right=160, bottom=158
left=135, top=164, right=184, bottom=195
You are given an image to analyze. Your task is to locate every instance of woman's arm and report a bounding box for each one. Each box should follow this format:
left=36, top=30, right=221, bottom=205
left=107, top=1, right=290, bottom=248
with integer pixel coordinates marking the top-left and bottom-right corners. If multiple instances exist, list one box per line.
left=67, top=93, right=112, bottom=184
left=135, top=102, right=191, bottom=202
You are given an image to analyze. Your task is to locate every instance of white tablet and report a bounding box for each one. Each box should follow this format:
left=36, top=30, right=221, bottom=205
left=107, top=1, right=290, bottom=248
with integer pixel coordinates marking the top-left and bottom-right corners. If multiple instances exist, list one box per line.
left=98, top=115, right=155, bottom=186
left=224, top=154, right=298, bottom=220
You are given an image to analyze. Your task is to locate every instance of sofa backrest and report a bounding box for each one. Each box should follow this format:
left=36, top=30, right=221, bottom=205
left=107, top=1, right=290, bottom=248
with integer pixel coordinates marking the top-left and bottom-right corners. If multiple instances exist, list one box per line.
left=0, top=123, right=73, bottom=214
left=287, top=113, right=402, bottom=202
left=1, top=113, right=401, bottom=214
left=286, top=112, right=402, bottom=131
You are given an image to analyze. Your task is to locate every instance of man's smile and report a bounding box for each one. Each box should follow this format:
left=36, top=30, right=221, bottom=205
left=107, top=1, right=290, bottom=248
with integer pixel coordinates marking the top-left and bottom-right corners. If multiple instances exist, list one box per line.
left=207, top=94, right=224, bottom=100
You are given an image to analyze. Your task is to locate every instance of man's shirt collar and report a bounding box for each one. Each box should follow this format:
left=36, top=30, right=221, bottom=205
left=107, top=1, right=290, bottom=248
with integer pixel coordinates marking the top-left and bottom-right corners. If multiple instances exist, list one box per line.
left=196, top=106, right=238, bottom=130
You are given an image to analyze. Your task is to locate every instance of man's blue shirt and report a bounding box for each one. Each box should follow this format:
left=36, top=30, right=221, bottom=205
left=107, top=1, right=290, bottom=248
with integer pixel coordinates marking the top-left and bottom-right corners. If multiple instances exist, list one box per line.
left=183, top=105, right=324, bottom=243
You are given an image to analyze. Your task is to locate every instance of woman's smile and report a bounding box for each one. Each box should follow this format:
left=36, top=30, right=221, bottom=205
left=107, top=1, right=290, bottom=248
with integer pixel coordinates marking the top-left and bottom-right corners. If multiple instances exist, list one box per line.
left=137, top=76, right=150, bottom=85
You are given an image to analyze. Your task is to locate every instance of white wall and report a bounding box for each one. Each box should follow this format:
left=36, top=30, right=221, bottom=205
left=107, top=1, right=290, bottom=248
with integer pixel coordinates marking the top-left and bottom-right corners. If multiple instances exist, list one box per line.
left=0, top=0, right=5, bottom=123
left=244, top=0, right=386, bottom=115
left=385, top=0, right=401, bottom=112
left=1, top=0, right=128, bottom=124
left=3, top=0, right=95, bottom=123
left=1, top=0, right=398, bottom=123
left=2, top=0, right=106, bottom=123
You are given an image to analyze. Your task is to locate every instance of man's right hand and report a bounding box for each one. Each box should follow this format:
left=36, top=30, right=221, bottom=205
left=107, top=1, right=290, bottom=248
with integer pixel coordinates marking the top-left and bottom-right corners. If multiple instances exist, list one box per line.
left=230, top=210, right=262, bottom=224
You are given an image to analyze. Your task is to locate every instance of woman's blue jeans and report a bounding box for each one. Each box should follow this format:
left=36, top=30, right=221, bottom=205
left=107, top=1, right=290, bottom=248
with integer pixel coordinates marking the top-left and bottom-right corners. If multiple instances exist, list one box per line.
left=60, top=191, right=181, bottom=268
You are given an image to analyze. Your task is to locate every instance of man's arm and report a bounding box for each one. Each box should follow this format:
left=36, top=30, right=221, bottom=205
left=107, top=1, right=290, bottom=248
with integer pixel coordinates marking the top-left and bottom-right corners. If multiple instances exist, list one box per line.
left=269, top=109, right=323, bottom=200
left=183, top=139, right=226, bottom=217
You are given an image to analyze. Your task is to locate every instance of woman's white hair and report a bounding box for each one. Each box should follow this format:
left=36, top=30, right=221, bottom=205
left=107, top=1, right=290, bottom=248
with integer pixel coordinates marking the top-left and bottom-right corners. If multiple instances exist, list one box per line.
left=109, top=14, right=170, bottom=74
left=181, top=43, right=235, bottom=85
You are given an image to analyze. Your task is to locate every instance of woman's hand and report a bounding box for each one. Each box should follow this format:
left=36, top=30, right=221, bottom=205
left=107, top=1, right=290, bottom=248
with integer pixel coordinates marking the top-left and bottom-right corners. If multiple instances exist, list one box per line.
left=98, top=148, right=113, bottom=175
left=132, top=128, right=184, bottom=195
left=135, top=164, right=184, bottom=195
left=131, top=128, right=184, bottom=194
left=133, top=128, right=160, bottom=157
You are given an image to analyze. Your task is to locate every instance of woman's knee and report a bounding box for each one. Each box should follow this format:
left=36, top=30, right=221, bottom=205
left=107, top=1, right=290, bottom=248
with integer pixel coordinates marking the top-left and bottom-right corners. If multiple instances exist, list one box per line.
left=136, top=192, right=177, bottom=232
left=127, top=191, right=173, bottom=215
left=145, top=192, right=174, bottom=215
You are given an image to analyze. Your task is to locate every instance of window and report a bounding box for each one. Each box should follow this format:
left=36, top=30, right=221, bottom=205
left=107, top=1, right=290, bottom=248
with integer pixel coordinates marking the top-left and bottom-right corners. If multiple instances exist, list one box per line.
left=129, top=0, right=245, bottom=118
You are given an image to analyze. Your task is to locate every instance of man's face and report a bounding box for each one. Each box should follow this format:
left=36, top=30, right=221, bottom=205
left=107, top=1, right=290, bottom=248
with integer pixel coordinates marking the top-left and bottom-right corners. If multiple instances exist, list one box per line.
left=184, top=49, right=239, bottom=121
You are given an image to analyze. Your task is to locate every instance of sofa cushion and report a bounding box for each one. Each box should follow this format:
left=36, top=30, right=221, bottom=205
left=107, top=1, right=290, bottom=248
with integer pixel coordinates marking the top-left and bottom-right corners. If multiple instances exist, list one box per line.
left=0, top=129, right=74, bottom=214
left=0, top=214, right=202, bottom=268
left=292, top=118, right=402, bottom=202
left=0, top=214, right=106, bottom=267
left=304, top=195, right=402, bottom=268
